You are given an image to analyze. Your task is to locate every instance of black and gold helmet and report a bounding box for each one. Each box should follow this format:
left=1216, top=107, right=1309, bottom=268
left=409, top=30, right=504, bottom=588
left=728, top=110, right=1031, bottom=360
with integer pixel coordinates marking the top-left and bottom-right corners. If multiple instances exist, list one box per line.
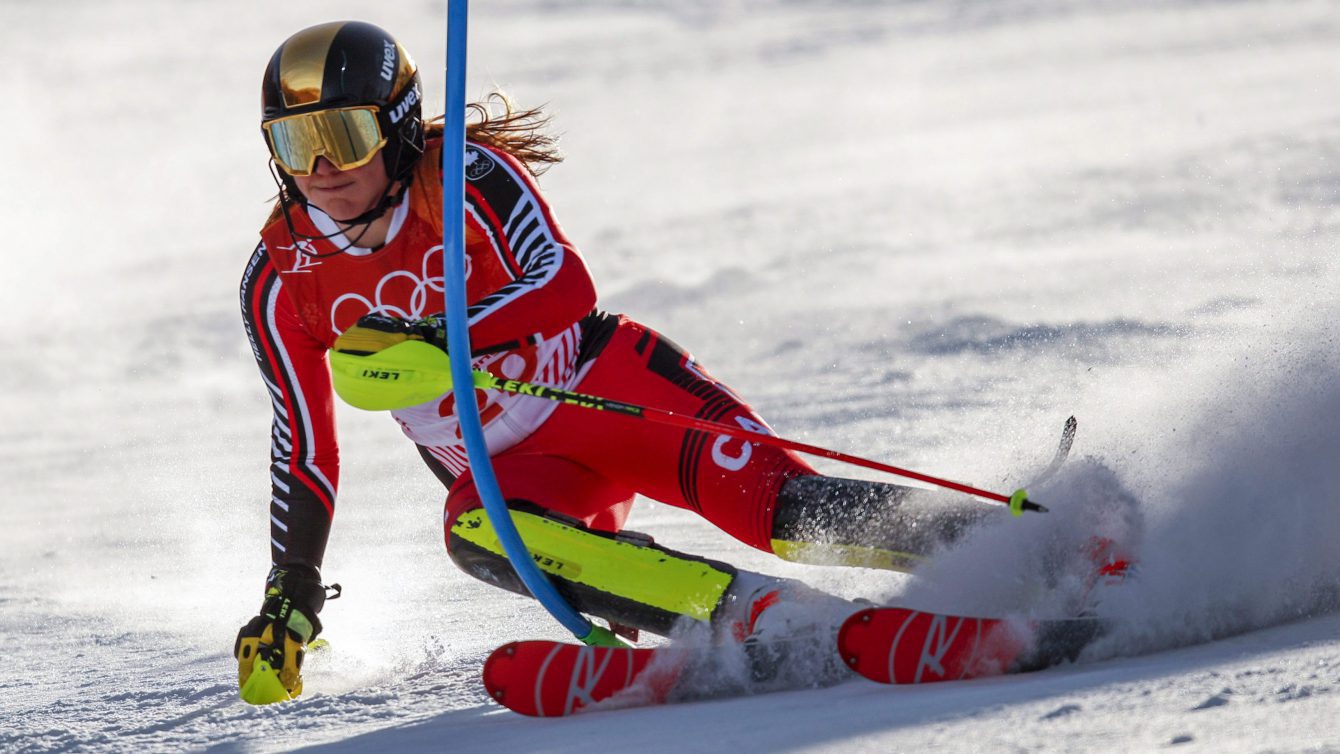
left=261, top=21, right=424, bottom=185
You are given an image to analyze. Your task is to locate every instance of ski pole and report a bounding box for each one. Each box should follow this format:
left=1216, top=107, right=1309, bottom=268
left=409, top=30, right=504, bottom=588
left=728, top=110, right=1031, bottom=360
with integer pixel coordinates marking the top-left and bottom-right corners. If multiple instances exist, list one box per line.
left=470, top=372, right=1047, bottom=515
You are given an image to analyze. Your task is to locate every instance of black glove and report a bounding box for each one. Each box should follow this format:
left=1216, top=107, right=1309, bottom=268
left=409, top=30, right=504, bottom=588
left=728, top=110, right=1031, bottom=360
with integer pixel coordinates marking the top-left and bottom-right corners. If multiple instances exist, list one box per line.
left=234, top=565, right=338, bottom=704
left=333, top=312, right=447, bottom=356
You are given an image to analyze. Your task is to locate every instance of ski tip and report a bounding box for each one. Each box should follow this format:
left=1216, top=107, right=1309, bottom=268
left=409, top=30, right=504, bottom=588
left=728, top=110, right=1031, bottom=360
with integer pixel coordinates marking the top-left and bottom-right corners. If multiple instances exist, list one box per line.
left=482, top=640, right=669, bottom=717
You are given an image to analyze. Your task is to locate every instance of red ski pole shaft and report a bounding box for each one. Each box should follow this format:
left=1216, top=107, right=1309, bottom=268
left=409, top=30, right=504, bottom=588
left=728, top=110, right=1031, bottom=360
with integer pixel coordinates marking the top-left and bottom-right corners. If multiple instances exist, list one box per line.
left=474, top=373, right=1045, bottom=514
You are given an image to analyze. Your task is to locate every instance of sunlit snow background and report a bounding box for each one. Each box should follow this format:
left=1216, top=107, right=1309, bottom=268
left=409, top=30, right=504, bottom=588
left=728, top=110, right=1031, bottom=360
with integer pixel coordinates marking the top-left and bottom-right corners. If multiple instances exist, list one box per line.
left=2, top=1, right=1339, bottom=751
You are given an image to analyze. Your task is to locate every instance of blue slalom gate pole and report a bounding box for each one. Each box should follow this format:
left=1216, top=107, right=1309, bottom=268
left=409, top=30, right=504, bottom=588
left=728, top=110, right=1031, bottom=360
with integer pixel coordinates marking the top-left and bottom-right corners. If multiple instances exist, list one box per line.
left=440, top=1, right=614, bottom=645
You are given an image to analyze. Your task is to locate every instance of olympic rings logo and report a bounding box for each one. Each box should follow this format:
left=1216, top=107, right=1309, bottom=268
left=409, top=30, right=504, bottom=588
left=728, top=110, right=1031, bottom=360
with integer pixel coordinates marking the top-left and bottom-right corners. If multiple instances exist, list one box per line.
left=330, top=245, right=470, bottom=333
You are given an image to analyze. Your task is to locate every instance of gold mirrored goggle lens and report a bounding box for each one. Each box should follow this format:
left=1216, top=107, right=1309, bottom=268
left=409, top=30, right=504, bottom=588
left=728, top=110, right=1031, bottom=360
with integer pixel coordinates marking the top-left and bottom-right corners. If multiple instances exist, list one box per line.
left=263, top=107, right=387, bottom=176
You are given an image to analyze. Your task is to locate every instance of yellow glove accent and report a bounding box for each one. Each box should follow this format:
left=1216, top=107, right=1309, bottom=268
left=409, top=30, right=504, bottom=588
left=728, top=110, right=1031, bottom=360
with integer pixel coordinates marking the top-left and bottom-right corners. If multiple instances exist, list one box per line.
left=236, top=623, right=307, bottom=705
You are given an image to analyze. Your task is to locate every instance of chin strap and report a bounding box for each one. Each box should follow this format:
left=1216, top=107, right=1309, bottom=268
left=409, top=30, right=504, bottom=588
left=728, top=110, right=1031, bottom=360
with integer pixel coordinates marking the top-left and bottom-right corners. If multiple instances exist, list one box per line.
left=325, top=178, right=411, bottom=227
left=266, top=160, right=411, bottom=258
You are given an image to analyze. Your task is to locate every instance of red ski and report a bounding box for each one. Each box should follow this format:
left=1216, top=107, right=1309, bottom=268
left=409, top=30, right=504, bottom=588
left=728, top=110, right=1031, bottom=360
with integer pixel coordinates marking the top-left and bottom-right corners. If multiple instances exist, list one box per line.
left=482, top=641, right=686, bottom=717
left=837, top=606, right=1104, bottom=684
left=483, top=629, right=851, bottom=717
left=483, top=610, right=1103, bottom=715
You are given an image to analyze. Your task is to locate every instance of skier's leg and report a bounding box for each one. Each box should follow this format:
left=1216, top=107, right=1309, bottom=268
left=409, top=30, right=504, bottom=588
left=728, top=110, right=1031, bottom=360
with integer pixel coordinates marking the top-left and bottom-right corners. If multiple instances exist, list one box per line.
left=441, top=453, right=853, bottom=639
left=447, top=501, right=733, bottom=636
left=769, top=475, right=1002, bottom=572
left=540, top=314, right=1001, bottom=574
left=445, top=502, right=849, bottom=639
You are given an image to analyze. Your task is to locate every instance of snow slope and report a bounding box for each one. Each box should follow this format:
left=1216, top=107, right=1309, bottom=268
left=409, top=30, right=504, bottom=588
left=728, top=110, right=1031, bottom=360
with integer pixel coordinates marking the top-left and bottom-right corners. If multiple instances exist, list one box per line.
left=2, top=0, right=1339, bottom=751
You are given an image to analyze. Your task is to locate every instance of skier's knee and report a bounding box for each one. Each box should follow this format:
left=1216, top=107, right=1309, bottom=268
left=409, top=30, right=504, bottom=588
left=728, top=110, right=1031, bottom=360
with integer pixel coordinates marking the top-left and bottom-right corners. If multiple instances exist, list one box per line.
left=445, top=504, right=531, bottom=597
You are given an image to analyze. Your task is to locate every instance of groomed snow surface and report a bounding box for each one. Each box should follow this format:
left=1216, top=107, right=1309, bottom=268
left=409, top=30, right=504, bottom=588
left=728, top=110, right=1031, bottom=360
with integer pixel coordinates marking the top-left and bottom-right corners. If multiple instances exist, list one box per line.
left=3, top=1, right=1339, bottom=751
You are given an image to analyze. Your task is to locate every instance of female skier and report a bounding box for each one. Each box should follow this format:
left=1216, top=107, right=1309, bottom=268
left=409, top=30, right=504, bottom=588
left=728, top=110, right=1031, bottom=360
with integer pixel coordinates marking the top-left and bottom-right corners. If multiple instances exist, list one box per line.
left=234, top=20, right=995, bottom=703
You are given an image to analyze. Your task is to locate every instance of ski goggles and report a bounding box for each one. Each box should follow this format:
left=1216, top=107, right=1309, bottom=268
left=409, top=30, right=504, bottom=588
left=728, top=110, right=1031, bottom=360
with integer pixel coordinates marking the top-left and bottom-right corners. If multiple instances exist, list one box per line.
left=263, top=106, right=388, bottom=176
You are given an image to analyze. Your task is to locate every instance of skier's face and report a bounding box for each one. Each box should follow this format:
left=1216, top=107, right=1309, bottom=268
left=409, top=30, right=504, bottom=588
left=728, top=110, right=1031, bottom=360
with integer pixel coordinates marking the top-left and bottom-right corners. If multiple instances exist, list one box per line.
left=294, top=155, right=391, bottom=223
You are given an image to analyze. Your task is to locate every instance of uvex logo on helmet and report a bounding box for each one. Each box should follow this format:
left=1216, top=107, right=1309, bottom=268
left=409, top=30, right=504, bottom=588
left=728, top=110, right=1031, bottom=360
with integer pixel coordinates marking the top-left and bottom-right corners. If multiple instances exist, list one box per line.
left=388, top=82, right=421, bottom=125
left=380, top=39, right=396, bottom=81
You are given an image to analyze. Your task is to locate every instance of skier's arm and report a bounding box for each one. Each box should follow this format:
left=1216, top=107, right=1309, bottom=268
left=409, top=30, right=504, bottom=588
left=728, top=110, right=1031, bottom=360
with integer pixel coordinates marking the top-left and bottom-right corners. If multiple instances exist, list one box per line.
left=239, top=244, right=340, bottom=570
left=461, top=143, right=597, bottom=352
left=236, top=244, right=341, bottom=704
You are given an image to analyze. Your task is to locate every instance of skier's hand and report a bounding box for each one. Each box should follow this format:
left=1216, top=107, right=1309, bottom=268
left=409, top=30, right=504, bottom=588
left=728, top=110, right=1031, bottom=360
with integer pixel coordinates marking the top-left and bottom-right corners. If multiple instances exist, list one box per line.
left=234, top=565, right=335, bottom=705
left=330, top=313, right=454, bottom=411
left=333, top=312, right=448, bottom=354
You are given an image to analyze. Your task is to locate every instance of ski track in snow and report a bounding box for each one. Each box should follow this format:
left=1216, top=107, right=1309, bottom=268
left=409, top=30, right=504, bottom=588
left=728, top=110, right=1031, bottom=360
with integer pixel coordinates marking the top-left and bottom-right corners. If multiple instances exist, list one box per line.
left=2, top=0, right=1339, bottom=751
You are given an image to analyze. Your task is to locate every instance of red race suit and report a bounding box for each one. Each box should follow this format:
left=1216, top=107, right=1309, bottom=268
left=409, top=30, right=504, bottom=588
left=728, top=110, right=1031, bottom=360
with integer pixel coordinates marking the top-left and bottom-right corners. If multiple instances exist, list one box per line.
left=240, top=138, right=815, bottom=570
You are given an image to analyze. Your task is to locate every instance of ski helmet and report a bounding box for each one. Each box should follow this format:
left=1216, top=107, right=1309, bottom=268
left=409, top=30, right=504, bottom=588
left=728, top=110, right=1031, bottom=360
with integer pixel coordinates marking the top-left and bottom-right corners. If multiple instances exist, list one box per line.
left=261, top=21, right=425, bottom=189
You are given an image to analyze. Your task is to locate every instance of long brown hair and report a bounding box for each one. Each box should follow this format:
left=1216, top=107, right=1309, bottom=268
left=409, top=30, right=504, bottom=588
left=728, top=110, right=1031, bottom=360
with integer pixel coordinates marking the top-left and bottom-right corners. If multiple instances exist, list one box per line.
left=262, top=92, right=560, bottom=228
left=457, top=91, right=563, bottom=176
